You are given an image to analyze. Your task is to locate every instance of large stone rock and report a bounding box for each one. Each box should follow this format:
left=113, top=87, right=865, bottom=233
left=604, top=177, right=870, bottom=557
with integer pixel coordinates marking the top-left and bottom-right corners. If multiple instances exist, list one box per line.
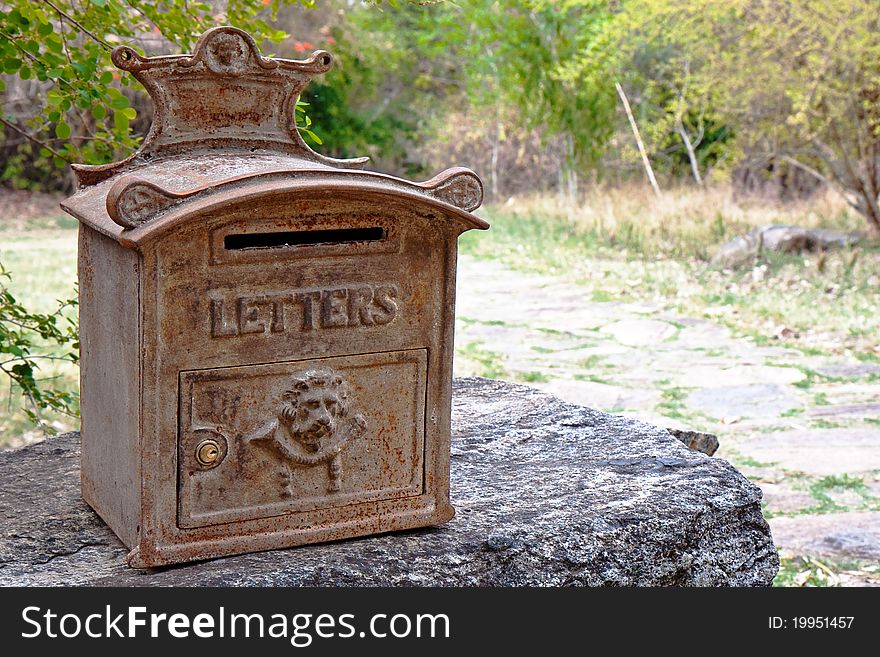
left=0, top=378, right=777, bottom=586
left=711, top=224, right=861, bottom=268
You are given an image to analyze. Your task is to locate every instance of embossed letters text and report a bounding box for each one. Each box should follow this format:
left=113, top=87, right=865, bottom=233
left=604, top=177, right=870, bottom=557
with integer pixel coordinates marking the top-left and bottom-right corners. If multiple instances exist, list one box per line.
left=210, top=283, right=399, bottom=338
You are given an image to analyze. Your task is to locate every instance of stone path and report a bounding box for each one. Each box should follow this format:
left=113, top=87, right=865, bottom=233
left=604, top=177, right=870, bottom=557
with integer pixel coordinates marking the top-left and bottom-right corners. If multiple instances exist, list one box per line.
left=455, top=255, right=880, bottom=586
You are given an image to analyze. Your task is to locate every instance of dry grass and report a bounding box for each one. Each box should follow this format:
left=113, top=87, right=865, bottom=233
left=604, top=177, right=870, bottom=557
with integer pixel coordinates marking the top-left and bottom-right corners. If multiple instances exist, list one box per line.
left=494, top=184, right=862, bottom=259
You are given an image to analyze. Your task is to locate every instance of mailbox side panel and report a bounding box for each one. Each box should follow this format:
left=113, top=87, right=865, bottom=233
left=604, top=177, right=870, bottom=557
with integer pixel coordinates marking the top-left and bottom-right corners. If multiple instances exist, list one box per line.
left=78, top=225, right=141, bottom=548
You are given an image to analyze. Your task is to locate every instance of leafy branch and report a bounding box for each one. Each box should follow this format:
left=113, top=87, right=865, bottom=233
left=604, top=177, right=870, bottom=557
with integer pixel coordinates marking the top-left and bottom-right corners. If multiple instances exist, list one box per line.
left=0, top=262, right=79, bottom=434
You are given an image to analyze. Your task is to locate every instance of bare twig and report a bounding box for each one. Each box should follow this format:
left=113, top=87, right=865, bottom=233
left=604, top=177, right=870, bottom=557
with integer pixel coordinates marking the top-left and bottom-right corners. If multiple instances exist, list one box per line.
left=40, top=0, right=113, bottom=50
left=615, top=81, right=661, bottom=197
left=0, top=116, right=69, bottom=161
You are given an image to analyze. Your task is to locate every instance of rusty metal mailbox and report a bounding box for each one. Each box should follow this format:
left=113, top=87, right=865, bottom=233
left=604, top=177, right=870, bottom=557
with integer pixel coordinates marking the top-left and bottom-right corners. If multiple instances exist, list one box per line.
left=60, top=27, right=487, bottom=568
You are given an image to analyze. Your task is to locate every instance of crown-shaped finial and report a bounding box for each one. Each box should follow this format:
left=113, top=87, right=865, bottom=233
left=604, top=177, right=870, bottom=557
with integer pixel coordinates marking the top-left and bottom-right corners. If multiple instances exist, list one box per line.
left=73, top=26, right=367, bottom=186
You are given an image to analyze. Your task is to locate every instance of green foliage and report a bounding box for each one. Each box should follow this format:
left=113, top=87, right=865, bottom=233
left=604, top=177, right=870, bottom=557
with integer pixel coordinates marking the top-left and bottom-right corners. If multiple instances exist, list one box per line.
left=299, top=38, right=421, bottom=172
left=594, top=0, right=880, bottom=229
left=457, top=0, right=619, bottom=170
left=0, top=262, right=78, bottom=433
left=0, top=1, right=312, bottom=188
left=454, top=0, right=616, bottom=172
left=344, top=1, right=618, bottom=173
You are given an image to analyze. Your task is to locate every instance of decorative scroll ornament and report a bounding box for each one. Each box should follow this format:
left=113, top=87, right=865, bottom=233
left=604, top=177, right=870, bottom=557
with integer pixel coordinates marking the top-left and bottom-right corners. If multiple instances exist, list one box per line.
left=420, top=167, right=484, bottom=212
left=105, top=176, right=187, bottom=228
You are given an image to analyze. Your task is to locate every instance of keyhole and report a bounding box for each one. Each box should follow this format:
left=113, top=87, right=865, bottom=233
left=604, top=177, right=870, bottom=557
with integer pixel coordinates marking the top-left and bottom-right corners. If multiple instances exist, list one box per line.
left=196, top=439, right=221, bottom=467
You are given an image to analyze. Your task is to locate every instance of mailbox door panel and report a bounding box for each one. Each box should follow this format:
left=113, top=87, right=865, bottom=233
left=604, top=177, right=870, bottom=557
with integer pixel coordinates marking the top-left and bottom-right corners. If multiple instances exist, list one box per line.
left=177, top=349, right=426, bottom=528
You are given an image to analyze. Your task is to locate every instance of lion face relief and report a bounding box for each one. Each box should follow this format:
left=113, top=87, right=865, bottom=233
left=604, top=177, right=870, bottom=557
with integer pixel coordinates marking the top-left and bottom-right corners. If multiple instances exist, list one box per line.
left=278, top=369, right=351, bottom=453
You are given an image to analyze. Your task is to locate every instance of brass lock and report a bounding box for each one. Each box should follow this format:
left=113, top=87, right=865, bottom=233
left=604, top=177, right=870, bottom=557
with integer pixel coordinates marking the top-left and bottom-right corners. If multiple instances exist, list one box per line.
left=195, top=438, right=222, bottom=467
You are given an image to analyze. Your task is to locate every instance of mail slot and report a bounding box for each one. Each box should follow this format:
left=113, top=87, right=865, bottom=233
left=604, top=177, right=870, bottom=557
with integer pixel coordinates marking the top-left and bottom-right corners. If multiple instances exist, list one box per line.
left=61, top=26, right=487, bottom=568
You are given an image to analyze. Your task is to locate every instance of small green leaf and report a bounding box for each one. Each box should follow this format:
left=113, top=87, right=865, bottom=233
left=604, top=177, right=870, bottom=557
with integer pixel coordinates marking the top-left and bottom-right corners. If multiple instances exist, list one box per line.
left=55, top=120, right=71, bottom=140
left=47, top=89, right=64, bottom=105
left=113, top=109, right=129, bottom=132
left=120, top=107, right=137, bottom=120
left=91, top=104, right=106, bottom=120
left=46, top=36, right=64, bottom=54
left=109, top=95, right=129, bottom=109
left=301, top=128, right=322, bottom=145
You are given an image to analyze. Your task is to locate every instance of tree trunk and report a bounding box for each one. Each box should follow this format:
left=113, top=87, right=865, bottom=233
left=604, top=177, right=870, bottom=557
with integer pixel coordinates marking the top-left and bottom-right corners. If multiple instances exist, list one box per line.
left=862, top=200, right=880, bottom=238
left=565, top=133, right=578, bottom=203
left=676, top=116, right=703, bottom=185
left=490, top=119, right=500, bottom=202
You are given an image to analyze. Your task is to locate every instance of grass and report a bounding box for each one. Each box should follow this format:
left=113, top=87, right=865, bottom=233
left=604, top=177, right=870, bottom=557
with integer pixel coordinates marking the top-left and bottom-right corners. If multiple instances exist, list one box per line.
left=575, top=354, right=605, bottom=369
left=517, top=371, right=550, bottom=383
left=573, top=373, right=613, bottom=385
left=766, top=473, right=880, bottom=517
left=457, top=316, right=520, bottom=328
left=724, top=449, right=779, bottom=470
left=810, top=419, right=846, bottom=429
left=656, top=385, right=691, bottom=420
left=454, top=341, right=508, bottom=380
left=807, top=474, right=878, bottom=511
left=773, top=554, right=843, bottom=587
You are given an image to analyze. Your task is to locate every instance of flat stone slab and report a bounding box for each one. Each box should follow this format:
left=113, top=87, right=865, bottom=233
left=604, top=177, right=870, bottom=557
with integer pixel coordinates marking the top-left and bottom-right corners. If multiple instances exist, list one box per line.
left=808, top=403, right=880, bottom=419
left=600, top=319, right=677, bottom=346
left=678, top=365, right=806, bottom=388
left=686, top=384, right=802, bottom=419
left=736, top=428, right=880, bottom=476
left=769, top=512, right=880, bottom=561
left=533, top=378, right=662, bottom=412
left=815, top=362, right=880, bottom=378
left=758, top=483, right=817, bottom=514
left=0, top=378, right=777, bottom=586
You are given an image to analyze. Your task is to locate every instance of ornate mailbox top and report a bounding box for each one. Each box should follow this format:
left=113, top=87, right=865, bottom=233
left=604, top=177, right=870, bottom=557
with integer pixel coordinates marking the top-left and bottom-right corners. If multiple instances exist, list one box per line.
left=62, top=26, right=486, bottom=248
